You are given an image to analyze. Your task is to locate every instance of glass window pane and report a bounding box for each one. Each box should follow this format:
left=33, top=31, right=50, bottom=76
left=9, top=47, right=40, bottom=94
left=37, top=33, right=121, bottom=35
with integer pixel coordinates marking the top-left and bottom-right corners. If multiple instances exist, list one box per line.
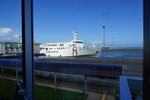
left=33, top=0, right=143, bottom=100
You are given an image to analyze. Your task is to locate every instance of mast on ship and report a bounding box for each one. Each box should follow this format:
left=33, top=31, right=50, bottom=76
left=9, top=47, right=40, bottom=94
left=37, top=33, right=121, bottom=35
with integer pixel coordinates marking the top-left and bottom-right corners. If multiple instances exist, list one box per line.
left=72, top=31, right=78, bottom=40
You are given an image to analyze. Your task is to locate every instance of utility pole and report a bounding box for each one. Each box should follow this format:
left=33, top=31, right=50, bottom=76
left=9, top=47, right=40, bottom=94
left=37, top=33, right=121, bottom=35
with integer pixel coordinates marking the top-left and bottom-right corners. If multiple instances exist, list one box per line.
left=19, top=35, right=22, bottom=43
left=113, top=36, right=114, bottom=48
left=102, top=26, right=105, bottom=48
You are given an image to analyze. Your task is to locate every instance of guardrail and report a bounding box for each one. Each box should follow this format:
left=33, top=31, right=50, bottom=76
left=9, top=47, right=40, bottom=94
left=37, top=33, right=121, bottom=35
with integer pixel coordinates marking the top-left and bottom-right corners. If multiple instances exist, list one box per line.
left=0, top=59, right=122, bottom=78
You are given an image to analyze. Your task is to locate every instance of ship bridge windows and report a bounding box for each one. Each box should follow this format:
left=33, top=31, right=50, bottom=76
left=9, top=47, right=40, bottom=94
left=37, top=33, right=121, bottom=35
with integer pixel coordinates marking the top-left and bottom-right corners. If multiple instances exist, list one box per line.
left=59, top=43, right=64, bottom=46
left=73, top=41, right=83, bottom=43
left=47, top=44, right=57, bottom=46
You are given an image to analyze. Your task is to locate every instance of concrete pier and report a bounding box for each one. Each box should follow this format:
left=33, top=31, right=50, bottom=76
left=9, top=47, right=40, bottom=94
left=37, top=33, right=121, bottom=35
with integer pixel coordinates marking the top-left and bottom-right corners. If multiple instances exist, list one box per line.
left=101, top=47, right=143, bottom=50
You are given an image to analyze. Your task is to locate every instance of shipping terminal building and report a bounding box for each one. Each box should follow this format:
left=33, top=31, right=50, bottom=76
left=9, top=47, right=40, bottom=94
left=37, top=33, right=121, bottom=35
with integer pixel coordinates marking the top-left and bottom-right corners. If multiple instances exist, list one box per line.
left=0, top=42, right=41, bottom=56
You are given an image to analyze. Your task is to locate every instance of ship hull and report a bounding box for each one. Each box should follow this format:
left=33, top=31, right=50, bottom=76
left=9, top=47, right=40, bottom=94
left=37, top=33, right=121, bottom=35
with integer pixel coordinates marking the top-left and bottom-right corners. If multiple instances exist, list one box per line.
left=40, top=47, right=101, bottom=57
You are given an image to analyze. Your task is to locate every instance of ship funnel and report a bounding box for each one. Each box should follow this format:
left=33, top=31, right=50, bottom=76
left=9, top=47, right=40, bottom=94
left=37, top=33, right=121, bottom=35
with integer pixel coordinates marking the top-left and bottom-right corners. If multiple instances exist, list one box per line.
left=72, top=31, right=78, bottom=40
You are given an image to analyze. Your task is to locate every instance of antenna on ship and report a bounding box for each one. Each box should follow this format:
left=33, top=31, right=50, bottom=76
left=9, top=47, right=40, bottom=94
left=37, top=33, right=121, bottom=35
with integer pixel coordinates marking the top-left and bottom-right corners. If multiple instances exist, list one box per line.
left=72, top=31, right=78, bottom=40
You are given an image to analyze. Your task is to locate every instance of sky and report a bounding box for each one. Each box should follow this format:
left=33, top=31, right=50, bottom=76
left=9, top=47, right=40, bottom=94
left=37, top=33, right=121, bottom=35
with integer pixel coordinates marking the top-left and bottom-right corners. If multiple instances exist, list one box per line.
left=0, top=0, right=143, bottom=47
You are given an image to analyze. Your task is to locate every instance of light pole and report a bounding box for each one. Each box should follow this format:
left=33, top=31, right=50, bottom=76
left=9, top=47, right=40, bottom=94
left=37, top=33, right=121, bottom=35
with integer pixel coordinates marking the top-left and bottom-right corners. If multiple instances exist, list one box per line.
left=113, top=36, right=114, bottom=48
left=19, top=35, right=22, bottom=43
left=102, top=26, right=105, bottom=48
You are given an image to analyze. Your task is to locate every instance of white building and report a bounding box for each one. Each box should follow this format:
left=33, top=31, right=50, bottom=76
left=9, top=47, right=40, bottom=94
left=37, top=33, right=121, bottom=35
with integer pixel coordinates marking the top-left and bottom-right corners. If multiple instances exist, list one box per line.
left=0, top=42, right=41, bottom=56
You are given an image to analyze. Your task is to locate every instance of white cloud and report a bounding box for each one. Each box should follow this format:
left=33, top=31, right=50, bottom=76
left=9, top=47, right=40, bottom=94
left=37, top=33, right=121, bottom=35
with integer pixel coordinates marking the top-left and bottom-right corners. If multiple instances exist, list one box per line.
left=0, top=27, right=13, bottom=36
left=0, top=27, right=20, bottom=42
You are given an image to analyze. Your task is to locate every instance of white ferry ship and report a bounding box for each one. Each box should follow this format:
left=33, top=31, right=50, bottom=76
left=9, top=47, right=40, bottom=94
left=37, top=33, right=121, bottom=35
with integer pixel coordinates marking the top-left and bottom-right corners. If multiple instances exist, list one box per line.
left=40, top=32, right=101, bottom=57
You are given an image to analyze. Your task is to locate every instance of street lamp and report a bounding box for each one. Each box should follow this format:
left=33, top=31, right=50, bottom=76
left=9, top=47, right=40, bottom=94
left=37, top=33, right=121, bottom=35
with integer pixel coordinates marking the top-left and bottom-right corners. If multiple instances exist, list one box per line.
left=19, top=35, right=22, bottom=43
left=113, top=36, right=114, bottom=48
left=102, top=26, right=105, bottom=48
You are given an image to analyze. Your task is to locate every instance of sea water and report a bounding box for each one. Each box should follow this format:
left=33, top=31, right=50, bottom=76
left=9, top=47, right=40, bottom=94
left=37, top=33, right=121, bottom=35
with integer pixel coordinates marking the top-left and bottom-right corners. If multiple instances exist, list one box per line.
left=99, top=49, right=143, bottom=59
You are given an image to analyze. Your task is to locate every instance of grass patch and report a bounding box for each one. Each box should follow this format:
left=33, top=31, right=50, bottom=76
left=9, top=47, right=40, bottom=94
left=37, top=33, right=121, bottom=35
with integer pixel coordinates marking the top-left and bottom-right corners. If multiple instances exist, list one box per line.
left=35, top=85, right=86, bottom=100
left=0, top=79, right=86, bottom=100
left=0, top=79, right=17, bottom=100
left=116, top=96, right=120, bottom=100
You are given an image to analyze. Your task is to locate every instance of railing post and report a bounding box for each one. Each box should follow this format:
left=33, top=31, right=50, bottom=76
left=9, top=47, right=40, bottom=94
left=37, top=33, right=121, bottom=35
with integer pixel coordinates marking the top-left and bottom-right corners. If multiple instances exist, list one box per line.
left=122, top=65, right=124, bottom=76
left=2, top=67, right=4, bottom=79
left=122, top=65, right=127, bottom=76
left=84, top=75, right=87, bottom=96
left=54, top=72, right=57, bottom=90
left=16, top=68, right=19, bottom=81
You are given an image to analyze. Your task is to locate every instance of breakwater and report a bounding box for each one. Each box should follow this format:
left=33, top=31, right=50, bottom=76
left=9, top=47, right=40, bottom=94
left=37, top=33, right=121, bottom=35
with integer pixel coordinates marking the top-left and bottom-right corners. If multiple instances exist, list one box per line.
left=109, top=48, right=143, bottom=50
